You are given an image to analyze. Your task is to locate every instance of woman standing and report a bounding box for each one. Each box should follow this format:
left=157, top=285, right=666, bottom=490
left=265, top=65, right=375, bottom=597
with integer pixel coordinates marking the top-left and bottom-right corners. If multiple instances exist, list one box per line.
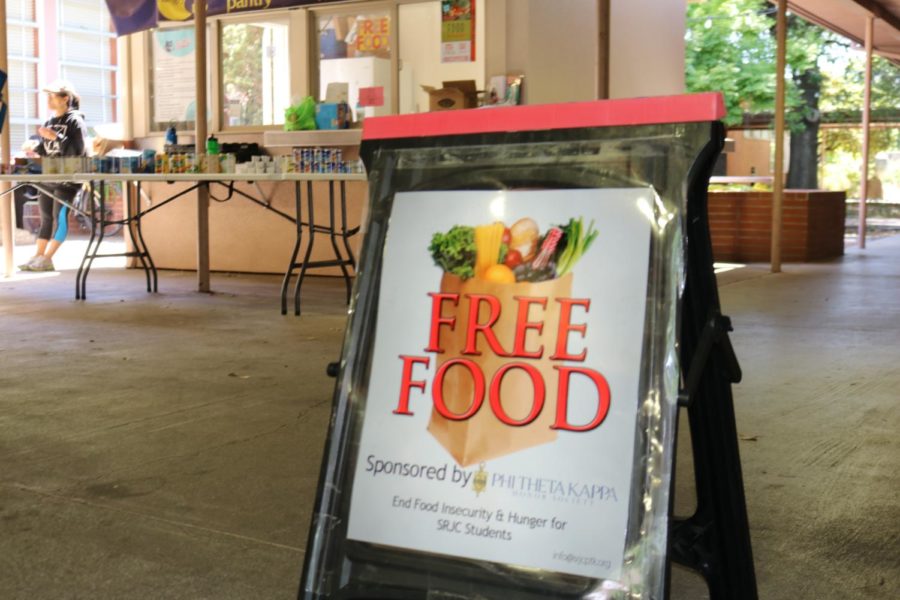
left=19, top=80, right=88, bottom=272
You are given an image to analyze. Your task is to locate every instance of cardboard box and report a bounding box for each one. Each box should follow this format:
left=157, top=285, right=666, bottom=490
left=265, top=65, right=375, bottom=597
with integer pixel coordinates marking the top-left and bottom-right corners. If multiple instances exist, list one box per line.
left=421, top=80, right=479, bottom=111
left=315, top=102, right=350, bottom=130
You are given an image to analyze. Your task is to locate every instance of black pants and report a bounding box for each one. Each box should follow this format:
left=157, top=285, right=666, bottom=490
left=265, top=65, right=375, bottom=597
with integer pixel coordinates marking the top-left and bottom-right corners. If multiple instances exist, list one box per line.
left=14, top=186, right=38, bottom=229
left=38, top=185, right=78, bottom=242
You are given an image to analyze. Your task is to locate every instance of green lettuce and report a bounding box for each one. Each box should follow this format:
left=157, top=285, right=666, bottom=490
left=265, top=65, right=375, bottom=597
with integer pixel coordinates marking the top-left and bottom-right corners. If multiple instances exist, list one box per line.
left=429, top=225, right=476, bottom=279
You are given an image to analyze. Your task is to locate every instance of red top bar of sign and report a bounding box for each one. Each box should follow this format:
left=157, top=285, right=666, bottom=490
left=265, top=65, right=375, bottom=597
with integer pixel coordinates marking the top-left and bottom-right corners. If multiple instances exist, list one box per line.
left=363, top=93, right=725, bottom=141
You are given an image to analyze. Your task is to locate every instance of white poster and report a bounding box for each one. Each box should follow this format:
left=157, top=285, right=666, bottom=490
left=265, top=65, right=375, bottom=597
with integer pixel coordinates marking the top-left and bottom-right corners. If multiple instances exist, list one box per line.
left=153, top=28, right=196, bottom=123
left=441, top=41, right=472, bottom=63
left=347, top=189, right=653, bottom=581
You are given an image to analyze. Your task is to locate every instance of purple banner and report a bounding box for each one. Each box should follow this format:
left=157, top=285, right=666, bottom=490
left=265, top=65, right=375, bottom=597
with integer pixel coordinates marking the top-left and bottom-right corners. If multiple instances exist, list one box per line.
left=107, top=0, right=158, bottom=36
left=107, top=0, right=346, bottom=36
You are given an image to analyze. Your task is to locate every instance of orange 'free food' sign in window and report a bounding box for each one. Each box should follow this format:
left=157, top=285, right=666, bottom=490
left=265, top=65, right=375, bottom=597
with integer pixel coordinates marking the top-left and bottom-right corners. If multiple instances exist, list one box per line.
left=356, top=17, right=390, bottom=53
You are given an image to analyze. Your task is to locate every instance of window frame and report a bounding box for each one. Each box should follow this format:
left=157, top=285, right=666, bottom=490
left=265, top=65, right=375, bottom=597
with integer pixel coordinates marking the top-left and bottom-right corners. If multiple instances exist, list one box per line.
left=6, top=8, right=41, bottom=153
left=215, top=11, right=293, bottom=133
left=56, top=0, right=119, bottom=126
left=144, top=22, right=215, bottom=134
left=308, top=1, right=400, bottom=116
left=141, top=0, right=439, bottom=136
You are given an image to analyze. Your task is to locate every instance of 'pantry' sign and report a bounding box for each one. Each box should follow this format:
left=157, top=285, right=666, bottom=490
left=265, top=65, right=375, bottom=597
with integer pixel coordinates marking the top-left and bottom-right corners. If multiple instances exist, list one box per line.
left=347, top=188, right=654, bottom=580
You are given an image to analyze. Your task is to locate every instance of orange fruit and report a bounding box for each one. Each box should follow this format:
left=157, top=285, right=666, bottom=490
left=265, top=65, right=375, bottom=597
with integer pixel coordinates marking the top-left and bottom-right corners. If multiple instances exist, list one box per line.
left=482, top=264, right=516, bottom=284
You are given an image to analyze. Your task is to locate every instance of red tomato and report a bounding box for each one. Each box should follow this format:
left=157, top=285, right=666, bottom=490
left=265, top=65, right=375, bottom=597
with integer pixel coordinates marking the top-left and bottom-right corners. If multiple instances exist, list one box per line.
left=504, top=249, right=523, bottom=268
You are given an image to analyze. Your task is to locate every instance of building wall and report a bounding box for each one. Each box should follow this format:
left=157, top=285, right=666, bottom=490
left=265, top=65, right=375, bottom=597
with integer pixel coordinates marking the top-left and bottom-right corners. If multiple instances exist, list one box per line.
left=726, top=130, right=773, bottom=177
left=398, top=0, right=486, bottom=114
left=504, top=0, right=599, bottom=104
left=608, top=0, right=685, bottom=98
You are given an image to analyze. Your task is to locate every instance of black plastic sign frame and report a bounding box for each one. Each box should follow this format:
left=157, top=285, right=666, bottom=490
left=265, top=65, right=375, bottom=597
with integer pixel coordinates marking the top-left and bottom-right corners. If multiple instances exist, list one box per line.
left=299, top=93, right=757, bottom=600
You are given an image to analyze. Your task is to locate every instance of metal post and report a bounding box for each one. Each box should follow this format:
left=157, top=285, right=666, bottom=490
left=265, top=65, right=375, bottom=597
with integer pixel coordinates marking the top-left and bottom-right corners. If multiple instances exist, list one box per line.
left=771, top=0, right=787, bottom=273
left=195, top=1, right=210, bottom=292
left=0, top=1, right=13, bottom=277
left=597, top=0, right=610, bottom=99
left=858, top=15, right=874, bottom=248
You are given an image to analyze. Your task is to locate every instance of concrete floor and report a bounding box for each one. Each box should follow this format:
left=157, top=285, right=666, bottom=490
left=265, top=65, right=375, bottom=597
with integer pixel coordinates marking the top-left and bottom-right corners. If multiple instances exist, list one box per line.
left=1, top=234, right=898, bottom=599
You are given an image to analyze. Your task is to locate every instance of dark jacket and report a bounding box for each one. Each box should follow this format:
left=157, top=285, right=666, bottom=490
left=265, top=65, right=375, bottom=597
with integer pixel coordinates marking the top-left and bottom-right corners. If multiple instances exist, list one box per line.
left=36, top=110, right=88, bottom=158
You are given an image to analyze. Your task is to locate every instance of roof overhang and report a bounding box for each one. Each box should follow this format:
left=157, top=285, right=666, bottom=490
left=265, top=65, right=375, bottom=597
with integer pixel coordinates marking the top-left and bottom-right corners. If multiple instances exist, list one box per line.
left=773, top=0, right=900, bottom=64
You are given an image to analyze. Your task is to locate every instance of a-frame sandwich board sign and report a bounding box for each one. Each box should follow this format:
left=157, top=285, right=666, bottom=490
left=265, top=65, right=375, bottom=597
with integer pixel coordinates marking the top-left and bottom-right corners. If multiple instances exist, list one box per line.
left=299, top=93, right=757, bottom=600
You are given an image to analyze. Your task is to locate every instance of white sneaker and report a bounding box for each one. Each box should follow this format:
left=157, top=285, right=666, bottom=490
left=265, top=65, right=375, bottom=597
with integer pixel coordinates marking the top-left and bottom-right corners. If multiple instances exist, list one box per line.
left=18, top=255, right=41, bottom=271
left=30, top=256, right=55, bottom=272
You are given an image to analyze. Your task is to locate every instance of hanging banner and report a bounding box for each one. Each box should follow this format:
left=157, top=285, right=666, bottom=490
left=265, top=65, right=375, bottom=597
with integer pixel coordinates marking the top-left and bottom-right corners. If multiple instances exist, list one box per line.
left=106, top=0, right=356, bottom=36
left=345, top=188, right=652, bottom=580
left=441, top=0, right=475, bottom=63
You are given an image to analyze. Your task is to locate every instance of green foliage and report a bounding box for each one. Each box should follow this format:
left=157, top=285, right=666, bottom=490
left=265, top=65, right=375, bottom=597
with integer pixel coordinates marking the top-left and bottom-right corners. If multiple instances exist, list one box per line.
left=686, top=0, right=900, bottom=195
left=221, top=24, right=264, bottom=126
left=685, top=0, right=898, bottom=132
left=686, top=0, right=776, bottom=126
left=821, top=127, right=900, bottom=197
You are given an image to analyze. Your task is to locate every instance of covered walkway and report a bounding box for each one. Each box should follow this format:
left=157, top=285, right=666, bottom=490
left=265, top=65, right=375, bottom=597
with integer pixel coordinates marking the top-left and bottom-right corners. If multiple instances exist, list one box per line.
left=0, top=233, right=898, bottom=598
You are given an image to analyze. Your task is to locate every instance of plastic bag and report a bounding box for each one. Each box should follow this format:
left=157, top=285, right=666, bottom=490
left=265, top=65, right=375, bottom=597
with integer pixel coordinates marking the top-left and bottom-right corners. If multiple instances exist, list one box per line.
left=284, top=97, right=317, bottom=131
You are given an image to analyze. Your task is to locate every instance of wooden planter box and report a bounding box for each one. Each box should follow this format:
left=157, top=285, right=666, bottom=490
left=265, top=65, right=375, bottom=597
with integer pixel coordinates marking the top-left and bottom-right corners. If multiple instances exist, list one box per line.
left=708, top=190, right=846, bottom=262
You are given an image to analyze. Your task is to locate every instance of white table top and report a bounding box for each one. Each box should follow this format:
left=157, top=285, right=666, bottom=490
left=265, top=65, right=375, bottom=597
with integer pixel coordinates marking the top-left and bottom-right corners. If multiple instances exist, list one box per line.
left=0, top=172, right=368, bottom=183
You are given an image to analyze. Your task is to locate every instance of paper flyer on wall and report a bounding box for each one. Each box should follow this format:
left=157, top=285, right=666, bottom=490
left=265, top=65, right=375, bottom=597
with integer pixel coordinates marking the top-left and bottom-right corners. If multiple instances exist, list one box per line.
left=441, top=0, right=475, bottom=62
left=346, top=188, right=653, bottom=581
left=153, top=28, right=196, bottom=123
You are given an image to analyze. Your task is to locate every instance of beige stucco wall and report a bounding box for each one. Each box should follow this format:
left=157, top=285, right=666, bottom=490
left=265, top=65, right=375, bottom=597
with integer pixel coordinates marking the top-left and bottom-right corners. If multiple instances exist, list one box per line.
left=608, top=0, right=685, bottom=98
left=398, top=0, right=486, bottom=113
left=503, top=0, right=600, bottom=104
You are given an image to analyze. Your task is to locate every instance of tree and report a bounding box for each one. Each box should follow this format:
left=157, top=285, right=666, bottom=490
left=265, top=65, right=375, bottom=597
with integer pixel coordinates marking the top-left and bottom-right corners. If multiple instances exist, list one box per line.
left=780, top=14, right=833, bottom=189
left=820, top=55, right=900, bottom=197
left=221, top=24, right=264, bottom=126
left=685, top=0, right=776, bottom=125
left=685, top=0, right=899, bottom=189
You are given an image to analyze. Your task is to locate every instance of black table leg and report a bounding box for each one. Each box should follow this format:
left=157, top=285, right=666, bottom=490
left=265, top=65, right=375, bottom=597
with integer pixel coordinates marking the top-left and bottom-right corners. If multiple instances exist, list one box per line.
left=131, top=181, right=158, bottom=292
left=76, top=181, right=100, bottom=300
left=126, top=181, right=152, bottom=292
left=326, top=180, right=352, bottom=304
left=339, top=180, right=356, bottom=271
left=281, top=180, right=304, bottom=315
left=81, top=181, right=110, bottom=299
left=294, top=181, right=316, bottom=316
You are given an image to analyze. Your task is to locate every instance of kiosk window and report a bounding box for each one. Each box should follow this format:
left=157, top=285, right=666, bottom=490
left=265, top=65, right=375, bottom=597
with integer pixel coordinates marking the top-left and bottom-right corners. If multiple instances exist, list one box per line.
left=149, top=25, right=212, bottom=132
left=220, top=19, right=290, bottom=128
left=317, top=10, right=393, bottom=119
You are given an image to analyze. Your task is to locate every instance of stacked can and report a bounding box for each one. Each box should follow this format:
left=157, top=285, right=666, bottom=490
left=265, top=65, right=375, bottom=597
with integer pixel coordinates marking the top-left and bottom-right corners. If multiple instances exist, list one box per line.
left=291, top=146, right=351, bottom=174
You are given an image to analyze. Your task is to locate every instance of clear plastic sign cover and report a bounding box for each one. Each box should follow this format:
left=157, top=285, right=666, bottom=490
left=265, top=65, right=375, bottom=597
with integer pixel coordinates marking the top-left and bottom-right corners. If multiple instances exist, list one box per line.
left=301, top=118, right=719, bottom=600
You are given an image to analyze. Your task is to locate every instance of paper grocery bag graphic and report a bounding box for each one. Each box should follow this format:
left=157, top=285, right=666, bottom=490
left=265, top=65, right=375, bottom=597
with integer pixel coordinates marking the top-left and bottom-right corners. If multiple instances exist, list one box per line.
left=428, top=272, right=574, bottom=466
